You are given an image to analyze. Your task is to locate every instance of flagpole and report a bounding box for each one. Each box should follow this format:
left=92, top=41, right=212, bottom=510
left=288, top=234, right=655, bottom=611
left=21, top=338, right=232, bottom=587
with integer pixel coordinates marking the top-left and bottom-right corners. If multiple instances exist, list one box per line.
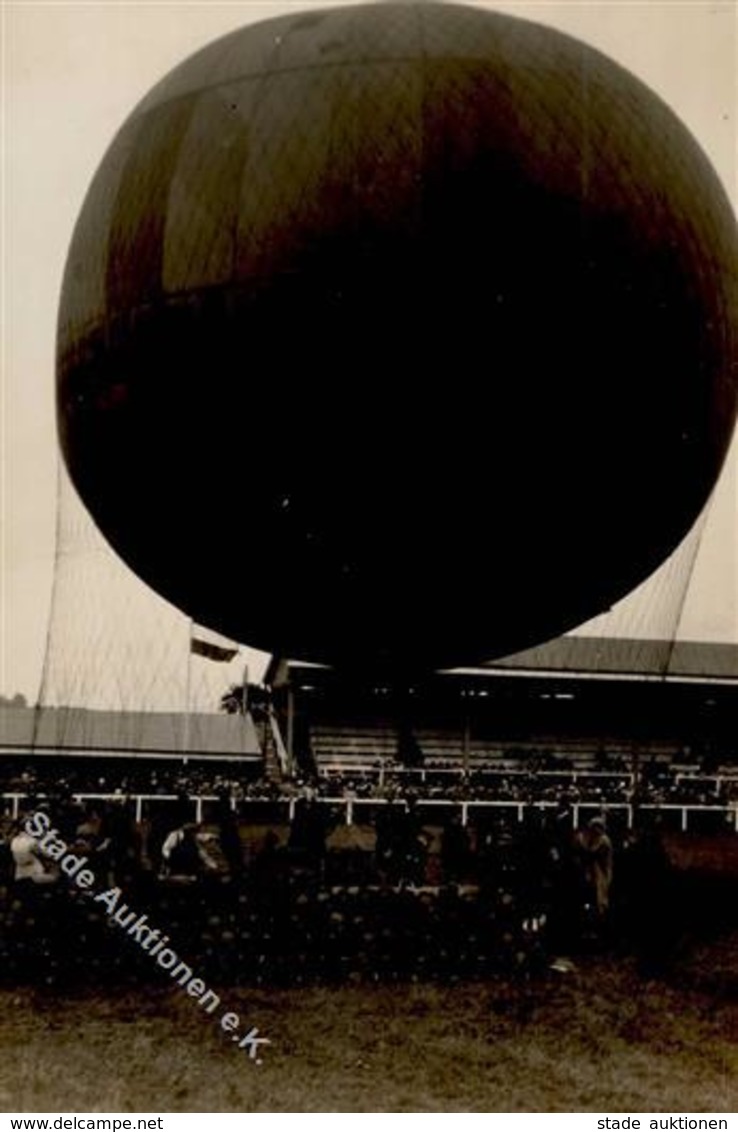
left=184, top=619, right=193, bottom=759
left=241, top=662, right=249, bottom=715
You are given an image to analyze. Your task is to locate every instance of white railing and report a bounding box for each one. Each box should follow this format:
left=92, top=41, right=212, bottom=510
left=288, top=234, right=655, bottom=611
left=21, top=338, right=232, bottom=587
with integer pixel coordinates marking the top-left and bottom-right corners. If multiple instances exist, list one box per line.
left=2, top=791, right=736, bottom=832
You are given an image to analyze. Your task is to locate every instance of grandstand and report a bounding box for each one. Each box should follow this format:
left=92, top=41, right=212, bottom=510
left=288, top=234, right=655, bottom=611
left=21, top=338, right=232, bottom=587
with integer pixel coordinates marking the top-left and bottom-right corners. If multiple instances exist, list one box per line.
left=2, top=635, right=736, bottom=837
left=290, top=638, right=738, bottom=760
left=3, top=633, right=738, bottom=1001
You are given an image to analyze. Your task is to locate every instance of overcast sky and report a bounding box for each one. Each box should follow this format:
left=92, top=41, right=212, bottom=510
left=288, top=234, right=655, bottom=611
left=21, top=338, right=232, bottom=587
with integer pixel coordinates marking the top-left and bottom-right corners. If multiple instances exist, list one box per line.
left=3, top=0, right=737, bottom=703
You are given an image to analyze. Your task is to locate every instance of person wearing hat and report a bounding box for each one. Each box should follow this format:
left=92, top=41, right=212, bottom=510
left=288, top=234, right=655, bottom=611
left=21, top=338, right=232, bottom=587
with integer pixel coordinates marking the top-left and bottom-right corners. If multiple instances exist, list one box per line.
left=578, top=816, right=613, bottom=920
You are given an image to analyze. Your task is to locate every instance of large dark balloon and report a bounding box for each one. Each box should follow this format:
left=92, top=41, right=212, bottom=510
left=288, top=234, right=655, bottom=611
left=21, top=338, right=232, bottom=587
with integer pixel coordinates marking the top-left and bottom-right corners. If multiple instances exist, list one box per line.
left=57, top=2, right=738, bottom=674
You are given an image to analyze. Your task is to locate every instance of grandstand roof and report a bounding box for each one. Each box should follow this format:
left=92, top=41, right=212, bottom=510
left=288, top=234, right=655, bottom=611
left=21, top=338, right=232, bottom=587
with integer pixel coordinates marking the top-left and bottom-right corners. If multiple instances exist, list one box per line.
left=0, top=706, right=261, bottom=758
left=287, top=638, right=738, bottom=683
left=473, top=636, right=738, bottom=681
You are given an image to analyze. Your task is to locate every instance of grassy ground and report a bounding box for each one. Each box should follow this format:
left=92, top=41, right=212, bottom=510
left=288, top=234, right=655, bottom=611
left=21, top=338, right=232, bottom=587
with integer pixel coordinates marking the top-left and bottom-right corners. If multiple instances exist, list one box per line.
left=1, top=940, right=738, bottom=1113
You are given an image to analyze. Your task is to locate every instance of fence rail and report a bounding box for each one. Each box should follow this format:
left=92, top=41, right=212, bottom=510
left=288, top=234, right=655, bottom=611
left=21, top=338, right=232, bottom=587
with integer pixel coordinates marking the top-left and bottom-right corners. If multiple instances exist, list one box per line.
left=2, top=791, right=737, bottom=832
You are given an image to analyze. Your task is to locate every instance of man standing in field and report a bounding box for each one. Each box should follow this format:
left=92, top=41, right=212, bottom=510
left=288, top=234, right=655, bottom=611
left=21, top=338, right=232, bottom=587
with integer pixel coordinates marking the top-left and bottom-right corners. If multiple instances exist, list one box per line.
left=578, top=817, right=613, bottom=921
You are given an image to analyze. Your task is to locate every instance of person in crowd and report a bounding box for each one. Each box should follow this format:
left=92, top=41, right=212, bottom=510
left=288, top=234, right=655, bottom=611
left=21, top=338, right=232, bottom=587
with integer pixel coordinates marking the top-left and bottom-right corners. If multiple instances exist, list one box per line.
left=102, top=800, right=144, bottom=888
left=621, top=820, right=679, bottom=976
left=288, top=797, right=329, bottom=877
left=160, top=822, right=218, bottom=880
left=249, top=828, right=285, bottom=904
left=577, top=816, right=613, bottom=921
left=0, top=819, right=13, bottom=884
left=543, top=804, right=583, bottom=952
left=393, top=796, right=426, bottom=886
left=441, top=812, right=471, bottom=884
left=10, top=817, right=57, bottom=886
left=214, top=793, right=245, bottom=878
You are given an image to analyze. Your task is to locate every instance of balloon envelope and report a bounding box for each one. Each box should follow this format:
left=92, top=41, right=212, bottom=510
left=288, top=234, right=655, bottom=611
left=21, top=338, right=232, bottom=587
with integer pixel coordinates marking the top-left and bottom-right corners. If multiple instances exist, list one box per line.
left=57, top=2, right=738, bottom=674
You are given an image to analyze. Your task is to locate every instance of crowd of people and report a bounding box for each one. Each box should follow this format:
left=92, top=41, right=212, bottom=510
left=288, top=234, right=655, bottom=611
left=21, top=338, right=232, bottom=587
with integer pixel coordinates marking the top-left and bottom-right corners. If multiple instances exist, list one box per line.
left=0, top=767, right=688, bottom=990
left=1, top=749, right=735, bottom=808
left=0, top=760, right=251, bottom=800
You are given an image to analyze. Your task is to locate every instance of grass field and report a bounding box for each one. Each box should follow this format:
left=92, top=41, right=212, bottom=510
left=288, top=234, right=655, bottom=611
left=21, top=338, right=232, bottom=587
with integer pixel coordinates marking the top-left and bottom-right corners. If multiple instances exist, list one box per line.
left=2, top=938, right=738, bottom=1113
